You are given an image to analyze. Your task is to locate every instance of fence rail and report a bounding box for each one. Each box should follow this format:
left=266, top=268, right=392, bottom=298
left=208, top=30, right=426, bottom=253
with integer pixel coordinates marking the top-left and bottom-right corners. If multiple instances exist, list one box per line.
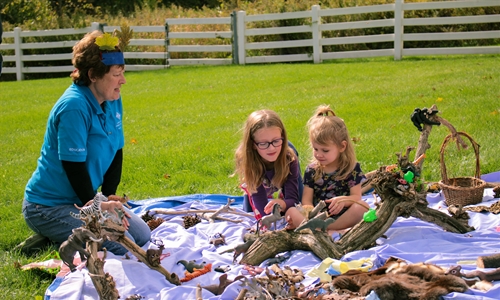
left=1, top=0, right=499, bottom=81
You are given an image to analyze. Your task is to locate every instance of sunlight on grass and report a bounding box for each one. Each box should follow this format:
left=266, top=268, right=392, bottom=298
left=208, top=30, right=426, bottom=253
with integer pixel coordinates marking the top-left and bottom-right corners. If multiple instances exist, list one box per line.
left=0, top=54, right=499, bottom=297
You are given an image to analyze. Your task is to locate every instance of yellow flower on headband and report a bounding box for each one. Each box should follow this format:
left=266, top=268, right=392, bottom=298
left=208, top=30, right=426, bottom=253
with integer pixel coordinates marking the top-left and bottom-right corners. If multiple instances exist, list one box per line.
left=95, top=33, right=119, bottom=51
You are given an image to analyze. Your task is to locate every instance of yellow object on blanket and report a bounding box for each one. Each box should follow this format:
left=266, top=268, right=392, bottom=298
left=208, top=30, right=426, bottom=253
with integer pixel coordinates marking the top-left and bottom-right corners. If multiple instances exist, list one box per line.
left=307, top=257, right=373, bottom=282
left=307, top=257, right=336, bottom=282
left=329, top=258, right=373, bottom=274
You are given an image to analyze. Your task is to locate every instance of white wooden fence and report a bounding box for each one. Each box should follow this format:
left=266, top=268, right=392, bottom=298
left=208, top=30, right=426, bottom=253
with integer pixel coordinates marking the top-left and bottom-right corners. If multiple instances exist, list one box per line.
left=165, top=16, right=234, bottom=66
left=1, top=0, right=499, bottom=81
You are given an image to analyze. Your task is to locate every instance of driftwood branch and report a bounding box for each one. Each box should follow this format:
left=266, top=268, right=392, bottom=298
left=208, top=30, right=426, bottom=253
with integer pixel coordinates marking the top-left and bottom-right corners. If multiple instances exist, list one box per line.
left=84, top=214, right=181, bottom=297
left=198, top=213, right=243, bottom=223
left=240, top=229, right=340, bottom=265
left=85, top=217, right=120, bottom=300
left=152, top=208, right=253, bottom=218
left=364, top=104, right=467, bottom=192
left=117, top=235, right=181, bottom=285
left=241, top=169, right=474, bottom=265
left=477, top=253, right=500, bottom=268
left=196, top=283, right=203, bottom=300
left=208, top=198, right=235, bottom=222
left=152, top=201, right=253, bottom=224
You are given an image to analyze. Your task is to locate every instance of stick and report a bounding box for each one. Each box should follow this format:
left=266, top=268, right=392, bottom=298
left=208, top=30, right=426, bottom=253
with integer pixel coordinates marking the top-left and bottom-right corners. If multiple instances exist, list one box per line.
left=235, top=288, right=248, bottom=300
left=196, top=283, right=202, bottom=300
left=198, top=213, right=243, bottom=223
left=152, top=208, right=254, bottom=218
left=210, top=198, right=235, bottom=219
left=117, top=235, right=181, bottom=285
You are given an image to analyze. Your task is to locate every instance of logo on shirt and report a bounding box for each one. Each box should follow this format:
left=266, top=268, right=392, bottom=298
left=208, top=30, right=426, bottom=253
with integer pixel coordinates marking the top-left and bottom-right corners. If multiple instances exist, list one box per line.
left=115, top=112, right=121, bottom=120
left=69, top=148, right=85, bottom=152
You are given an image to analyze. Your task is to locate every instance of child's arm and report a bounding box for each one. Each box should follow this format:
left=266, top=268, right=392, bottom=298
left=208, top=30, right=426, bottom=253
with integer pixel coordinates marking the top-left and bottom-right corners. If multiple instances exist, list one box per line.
left=301, top=186, right=314, bottom=206
left=283, top=186, right=314, bottom=230
left=252, top=185, right=271, bottom=216
left=326, top=183, right=364, bottom=216
left=264, top=159, right=301, bottom=214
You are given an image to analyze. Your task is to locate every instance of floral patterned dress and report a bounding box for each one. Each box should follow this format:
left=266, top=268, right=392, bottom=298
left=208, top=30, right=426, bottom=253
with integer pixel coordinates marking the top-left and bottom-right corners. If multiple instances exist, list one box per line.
left=303, top=162, right=366, bottom=217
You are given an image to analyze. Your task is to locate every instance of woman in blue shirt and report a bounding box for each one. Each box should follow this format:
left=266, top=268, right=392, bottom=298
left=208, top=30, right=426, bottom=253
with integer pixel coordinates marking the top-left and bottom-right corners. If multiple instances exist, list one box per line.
left=22, top=31, right=150, bottom=255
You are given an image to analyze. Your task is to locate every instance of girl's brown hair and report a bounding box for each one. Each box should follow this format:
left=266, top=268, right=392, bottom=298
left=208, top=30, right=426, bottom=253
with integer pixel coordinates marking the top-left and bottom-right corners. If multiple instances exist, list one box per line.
left=234, top=110, right=296, bottom=194
left=307, top=105, right=357, bottom=181
left=70, top=30, right=123, bottom=86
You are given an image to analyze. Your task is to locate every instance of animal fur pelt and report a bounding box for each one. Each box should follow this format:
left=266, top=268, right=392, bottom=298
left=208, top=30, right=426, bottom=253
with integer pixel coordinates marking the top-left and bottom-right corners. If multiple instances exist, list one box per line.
left=331, top=258, right=468, bottom=300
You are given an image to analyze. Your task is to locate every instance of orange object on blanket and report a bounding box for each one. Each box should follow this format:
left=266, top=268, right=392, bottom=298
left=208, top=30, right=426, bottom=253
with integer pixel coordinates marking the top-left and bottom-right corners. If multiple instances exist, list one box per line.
left=180, top=263, right=212, bottom=282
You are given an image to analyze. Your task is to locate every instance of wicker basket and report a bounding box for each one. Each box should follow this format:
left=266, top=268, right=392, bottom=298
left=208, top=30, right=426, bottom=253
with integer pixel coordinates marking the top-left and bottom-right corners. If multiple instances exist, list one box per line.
left=438, top=131, right=486, bottom=207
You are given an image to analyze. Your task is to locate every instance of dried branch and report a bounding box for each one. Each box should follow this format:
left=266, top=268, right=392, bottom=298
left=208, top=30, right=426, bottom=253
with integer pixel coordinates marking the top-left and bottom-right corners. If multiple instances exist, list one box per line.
left=85, top=217, right=120, bottom=300
left=198, top=213, right=243, bottom=223
left=117, top=235, right=181, bottom=285
left=210, top=198, right=235, bottom=218
left=196, top=283, right=202, bottom=300
left=152, top=208, right=253, bottom=218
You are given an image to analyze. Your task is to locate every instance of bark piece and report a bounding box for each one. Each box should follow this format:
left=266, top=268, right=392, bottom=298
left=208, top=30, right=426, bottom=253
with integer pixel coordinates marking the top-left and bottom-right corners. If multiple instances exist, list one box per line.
left=477, top=254, right=500, bottom=268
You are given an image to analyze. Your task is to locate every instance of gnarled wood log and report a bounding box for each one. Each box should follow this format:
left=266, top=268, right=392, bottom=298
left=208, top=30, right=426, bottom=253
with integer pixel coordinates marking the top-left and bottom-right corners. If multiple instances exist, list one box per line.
left=84, top=214, right=181, bottom=296
left=85, top=217, right=120, bottom=300
left=239, top=229, right=340, bottom=265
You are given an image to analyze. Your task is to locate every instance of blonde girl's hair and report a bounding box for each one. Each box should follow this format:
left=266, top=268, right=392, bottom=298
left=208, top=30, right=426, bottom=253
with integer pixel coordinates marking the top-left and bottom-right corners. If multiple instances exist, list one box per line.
left=234, top=110, right=297, bottom=194
left=307, top=105, right=357, bottom=181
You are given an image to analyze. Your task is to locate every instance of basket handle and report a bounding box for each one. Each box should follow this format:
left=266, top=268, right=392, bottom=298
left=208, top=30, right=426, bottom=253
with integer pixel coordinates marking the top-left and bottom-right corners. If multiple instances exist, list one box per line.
left=439, top=131, right=481, bottom=183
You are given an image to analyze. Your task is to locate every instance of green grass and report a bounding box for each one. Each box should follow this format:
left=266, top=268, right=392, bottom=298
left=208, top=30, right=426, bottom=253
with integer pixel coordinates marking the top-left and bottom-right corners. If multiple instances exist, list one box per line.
left=0, top=54, right=499, bottom=298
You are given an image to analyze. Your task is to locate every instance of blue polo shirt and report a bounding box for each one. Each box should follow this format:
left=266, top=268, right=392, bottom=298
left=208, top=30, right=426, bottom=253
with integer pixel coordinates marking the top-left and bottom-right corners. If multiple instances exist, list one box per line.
left=25, top=83, right=124, bottom=207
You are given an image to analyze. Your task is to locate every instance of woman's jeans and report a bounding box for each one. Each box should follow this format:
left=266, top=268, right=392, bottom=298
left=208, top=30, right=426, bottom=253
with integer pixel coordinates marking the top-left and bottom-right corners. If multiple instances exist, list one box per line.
left=22, top=198, right=151, bottom=255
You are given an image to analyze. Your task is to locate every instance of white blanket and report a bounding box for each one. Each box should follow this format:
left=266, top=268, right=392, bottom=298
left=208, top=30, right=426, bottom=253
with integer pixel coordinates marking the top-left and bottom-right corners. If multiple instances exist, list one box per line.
left=45, top=173, right=500, bottom=300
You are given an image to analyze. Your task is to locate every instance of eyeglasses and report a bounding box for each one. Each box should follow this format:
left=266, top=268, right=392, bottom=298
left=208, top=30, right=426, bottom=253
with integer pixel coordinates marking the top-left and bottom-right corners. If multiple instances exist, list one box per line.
left=254, top=138, right=284, bottom=150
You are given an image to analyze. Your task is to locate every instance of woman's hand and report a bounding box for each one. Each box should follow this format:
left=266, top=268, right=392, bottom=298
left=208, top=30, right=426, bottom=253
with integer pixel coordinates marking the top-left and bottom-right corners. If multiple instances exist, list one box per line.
left=326, top=197, right=345, bottom=216
left=101, top=201, right=130, bottom=230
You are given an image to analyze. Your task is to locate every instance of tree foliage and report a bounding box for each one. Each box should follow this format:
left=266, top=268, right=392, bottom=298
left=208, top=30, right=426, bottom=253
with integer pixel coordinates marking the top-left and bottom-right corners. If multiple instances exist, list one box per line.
left=0, top=0, right=223, bottom=26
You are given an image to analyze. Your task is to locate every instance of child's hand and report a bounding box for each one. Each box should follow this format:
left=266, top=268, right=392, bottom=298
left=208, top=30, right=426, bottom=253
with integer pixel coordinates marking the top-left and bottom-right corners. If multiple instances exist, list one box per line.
left=264, top=199, right=285, bottom=214
left=326, top=198, right=345, bottom=216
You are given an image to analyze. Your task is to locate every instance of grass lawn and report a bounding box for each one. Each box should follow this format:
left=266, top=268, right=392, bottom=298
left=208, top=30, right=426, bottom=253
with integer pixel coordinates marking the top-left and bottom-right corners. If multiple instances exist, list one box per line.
left=0, top=54, right=499, bottom=298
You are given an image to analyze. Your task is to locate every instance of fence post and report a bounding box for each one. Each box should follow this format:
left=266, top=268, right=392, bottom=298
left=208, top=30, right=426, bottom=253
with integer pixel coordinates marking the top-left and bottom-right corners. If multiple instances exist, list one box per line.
left=91, top=22, right=100, bottom=32
left=311, top=5, right=321, bottom=64
left=237, top=10, right=246, bottom=65
left=13, top=27, right=24, bottom=81
left=394, top=0, right=404, bottom=61
left=165, top=21, right=170, bottom=68
left=231, top=11, right=238, bottom=65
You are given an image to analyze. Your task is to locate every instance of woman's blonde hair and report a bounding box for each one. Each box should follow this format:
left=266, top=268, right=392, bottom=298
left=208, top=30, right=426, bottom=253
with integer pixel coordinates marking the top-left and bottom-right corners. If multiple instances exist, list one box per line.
left=307, top=105, right=357, bottom=181
left=234, top=110, right=296, bottom=194
left=70, top=30, right=123, bottom=86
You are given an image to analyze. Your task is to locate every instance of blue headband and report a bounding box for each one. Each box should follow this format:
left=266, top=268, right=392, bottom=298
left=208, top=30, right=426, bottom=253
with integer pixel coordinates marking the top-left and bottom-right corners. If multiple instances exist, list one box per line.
left=101, top=52, right=125, bottom=66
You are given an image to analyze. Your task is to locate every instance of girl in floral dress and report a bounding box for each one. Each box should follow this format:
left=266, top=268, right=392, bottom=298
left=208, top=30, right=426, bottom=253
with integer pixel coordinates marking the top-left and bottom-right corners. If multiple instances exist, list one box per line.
left=286, top=105, right=368, bottom=235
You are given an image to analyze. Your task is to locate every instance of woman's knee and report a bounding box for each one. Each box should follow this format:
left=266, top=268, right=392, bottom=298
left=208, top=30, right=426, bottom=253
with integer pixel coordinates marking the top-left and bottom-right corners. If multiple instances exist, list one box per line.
left=125, top=213, right=151, bottom=246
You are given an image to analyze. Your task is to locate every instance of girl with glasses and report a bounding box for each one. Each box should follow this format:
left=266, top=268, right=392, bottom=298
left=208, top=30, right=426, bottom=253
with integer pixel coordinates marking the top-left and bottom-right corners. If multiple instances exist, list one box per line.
left=285, top=105, right=368, bottom=235
left=234, top=110, right=302, bottom=219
